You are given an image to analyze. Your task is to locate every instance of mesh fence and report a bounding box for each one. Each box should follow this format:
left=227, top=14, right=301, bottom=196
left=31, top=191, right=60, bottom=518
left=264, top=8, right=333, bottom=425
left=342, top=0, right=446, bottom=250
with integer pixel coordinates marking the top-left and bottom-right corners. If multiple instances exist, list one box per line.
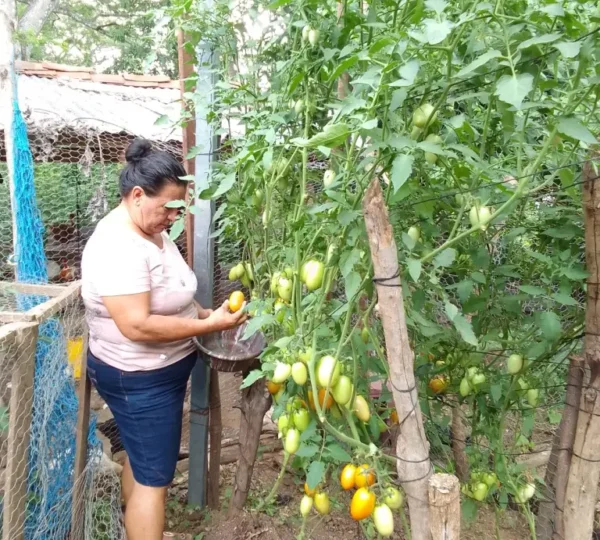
left=0, top=111, right=184, bottom=539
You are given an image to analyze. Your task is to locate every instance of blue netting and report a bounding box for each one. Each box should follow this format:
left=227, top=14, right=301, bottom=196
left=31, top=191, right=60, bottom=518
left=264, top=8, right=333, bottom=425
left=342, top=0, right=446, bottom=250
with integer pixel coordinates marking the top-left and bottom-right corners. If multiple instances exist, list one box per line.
left=8, top=97, right=101, bottom=538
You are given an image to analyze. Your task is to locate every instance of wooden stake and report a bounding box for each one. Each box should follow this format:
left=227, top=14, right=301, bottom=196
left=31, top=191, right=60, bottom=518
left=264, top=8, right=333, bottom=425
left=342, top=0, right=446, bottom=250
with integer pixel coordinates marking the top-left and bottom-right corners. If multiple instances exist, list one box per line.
left=564, top=153, right=600, bottom=540
left=428, top=474, right=460, bottom=540
left=362, top=178, right=431, bottom=540
left=207, top=368, right=221, bottom=509
left=451, top=406, right=468, bottom=482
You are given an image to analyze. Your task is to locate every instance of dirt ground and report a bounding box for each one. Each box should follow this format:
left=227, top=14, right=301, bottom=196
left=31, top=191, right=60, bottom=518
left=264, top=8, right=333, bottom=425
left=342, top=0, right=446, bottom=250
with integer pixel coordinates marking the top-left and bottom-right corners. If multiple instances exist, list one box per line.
left=165, top=452, right=530, bottom=540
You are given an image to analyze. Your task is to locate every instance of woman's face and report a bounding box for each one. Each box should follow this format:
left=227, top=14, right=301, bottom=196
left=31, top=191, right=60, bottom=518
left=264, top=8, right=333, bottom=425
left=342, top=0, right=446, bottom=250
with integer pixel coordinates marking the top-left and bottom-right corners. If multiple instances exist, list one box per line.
left=129, top=182, right=187, bottom=235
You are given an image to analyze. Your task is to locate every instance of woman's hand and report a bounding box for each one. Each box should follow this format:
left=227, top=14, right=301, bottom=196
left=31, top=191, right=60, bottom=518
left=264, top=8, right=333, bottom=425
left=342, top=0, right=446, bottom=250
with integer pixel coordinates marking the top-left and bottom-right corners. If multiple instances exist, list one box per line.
left=207, top=300, right=247, bottom=331
left=195, top=301, right=213, bottom=320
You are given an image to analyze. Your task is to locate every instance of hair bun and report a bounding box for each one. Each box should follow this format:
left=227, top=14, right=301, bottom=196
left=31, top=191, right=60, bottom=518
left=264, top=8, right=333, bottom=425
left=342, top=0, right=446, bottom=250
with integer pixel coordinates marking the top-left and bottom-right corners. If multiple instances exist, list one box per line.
left=125, top=139, right=153, bottom=164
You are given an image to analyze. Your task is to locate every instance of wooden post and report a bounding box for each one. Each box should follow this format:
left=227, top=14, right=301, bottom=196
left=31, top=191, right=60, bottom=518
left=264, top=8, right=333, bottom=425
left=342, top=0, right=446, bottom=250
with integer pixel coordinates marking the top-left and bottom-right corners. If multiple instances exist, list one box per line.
left=207, top=368, right=221, bottom=509
left=229, top=362, right=272, bottom=513
left=451, top=406, right=468, bottom=482
left=428, top=474, right=460, bottom=539
left=2, top=322, right=39, bottom=540
left=71, top=329, right=91, bottom=537
left=564, top=152, right=600, bottom=540
left=362, top=178, right=432, bottom=540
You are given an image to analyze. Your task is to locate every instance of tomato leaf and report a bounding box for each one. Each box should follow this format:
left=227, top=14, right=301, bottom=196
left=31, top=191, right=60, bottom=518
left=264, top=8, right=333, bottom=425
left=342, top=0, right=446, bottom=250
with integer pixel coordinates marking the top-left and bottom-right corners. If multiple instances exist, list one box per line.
left=407, top=258, right=421, bottom=282
left=490, top=383, right=503, bottom=404
left=168, top=218, right=185, bottom=241
left=294, top=123, right=351, bottom=148
left=273, top=336, right=293, bottom=348
left=324, top=443, right=352, bottom=463
left=554, top=41, right=581, bottom=58
left=345, top=271, right=361, bottom=300
left=519, top=285, right=545, bottom=296
left=242, top=314, right=275, bottom=340
left=561, top=266, right=588, bottom=280
left=391, top=154, right=414, bottom=192
left=240, top=369, right=264, bottom=390
left=551, top=293, right=578, bottom=306
left=165, top=199, right=186, bottom=209
left=329, top=55, right=359, bottom=82
left=456, top=50, right=502, bottom=78
left=462, top=498, right=478, bottom=523
left=433, top=248, right=456, bottom=268
left=557, top=117, right=597, bottom=145
left=518, top=33, right=561, bottom=50
left=494, top=73, right=534, bottom=110
left=389, top=89, right=407, bottom=112
left=456, top=280, right=473, bottom=303
left=306, top=460, right=326, bottom=490
left=423, top=19, right=453, bottom=44
left=154, top=114, right=171, bottom=126
left=539, top=311, right=561, bottom=341
left=295, top=444, right=319, bottom=458
left=300, top=420, right=318, bottom=442
left=212, top=172, right=237, bottom=199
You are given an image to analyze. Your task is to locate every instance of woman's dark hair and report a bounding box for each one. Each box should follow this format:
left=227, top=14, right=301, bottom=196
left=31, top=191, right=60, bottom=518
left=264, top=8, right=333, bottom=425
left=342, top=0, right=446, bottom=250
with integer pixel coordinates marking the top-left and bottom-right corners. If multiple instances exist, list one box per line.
left=119, top=139, right=187, bottom=197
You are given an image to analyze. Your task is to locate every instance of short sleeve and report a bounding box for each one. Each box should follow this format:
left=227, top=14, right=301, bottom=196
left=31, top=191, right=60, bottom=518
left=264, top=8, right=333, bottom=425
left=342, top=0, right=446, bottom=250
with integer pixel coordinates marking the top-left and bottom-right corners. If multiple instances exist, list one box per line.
left=91, top=239, right=151, bottom=297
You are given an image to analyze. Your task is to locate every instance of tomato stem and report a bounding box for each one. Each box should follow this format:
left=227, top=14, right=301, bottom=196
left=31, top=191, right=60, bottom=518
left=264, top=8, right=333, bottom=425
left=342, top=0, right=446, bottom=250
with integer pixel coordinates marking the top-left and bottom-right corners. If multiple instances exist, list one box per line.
left=257, top=451, right=290, bottom=511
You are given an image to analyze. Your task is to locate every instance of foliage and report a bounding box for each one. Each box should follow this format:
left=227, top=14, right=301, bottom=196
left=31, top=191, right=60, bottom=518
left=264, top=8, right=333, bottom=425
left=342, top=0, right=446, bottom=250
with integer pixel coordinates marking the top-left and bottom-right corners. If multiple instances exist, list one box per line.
left=172, top=0, right=599, bottom=533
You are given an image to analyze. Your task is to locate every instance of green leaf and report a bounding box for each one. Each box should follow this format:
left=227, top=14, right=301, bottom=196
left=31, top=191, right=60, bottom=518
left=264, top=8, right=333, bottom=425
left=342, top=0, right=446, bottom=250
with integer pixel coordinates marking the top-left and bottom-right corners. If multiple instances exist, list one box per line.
left=306, top=460, right=326, bottom=490
left=345, top=271, right=361, bottom=300
left=273, top=336, right=293, bottom=348
left=324, top=443, right=352, bottom=463
left=300, top=420, right=318, bottom=442
left=242, top=314, right=275, bottom=340
left=169, top=218, right=185, bottom=241
left=543, top=225, right=581, bottom=239
left=433, top=248, right=456, bottom=268
left=494, top=73, right=534, bottom=110
left=548, top=409, right=562, bottom=425
left=554, top=41, right=581, bottom=58
left=268, top=0, right=292, bottom=8
left=518, top=33, right=561, bottom=50
left=399, top=60, right=420, bottom=83
left=391, top=154, right=414, bottom=193
left=402, top=232, right=416, bottom=251
left=491, top=383, right=502, bottom=403
left=541, top=3, right=564, bottom=16
left=423, top=19, right=453, bottom=44
left=452, top=313, right=478, bottom=346
left=155, top=114, right=171, bottom=126
left=456, top=50, right=502, bottom=77
left=557, top=117, right=597, bottom=145
left=562, top=266, right=588, bottom=280
left=519, top=285, right=545, bottom=296
left=407, top=258, right=421, bottom=282
left=295, top=123, right=351, bottom=149
left=456, top=280, right=473, bottom=303
left=539, top=311, right=561, bottom=341
left=551, top=293, right=578, bottom=306
left=240, top=369, right=264, bottom=389
left=212, top=173, right=237, bottom=199
left=425, top=0, right=447, bottom=15
left=295, top=444, right=319, bottom=458
left=390, top=89, right=408, bottom=112
left=287, top=72, right=304, bottom=96
left=165, top=199, right=186, bottom=209
left=462, top=498, right=478, bottom=523
left=340, top=249, right=361, bottom=277
left=329, top=56, right=359, bottom=82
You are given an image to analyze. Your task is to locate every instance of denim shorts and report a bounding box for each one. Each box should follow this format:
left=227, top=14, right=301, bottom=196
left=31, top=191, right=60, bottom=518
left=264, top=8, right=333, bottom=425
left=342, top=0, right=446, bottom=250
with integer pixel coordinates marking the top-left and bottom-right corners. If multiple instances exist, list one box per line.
left=86, top=349, right=197, bottom=487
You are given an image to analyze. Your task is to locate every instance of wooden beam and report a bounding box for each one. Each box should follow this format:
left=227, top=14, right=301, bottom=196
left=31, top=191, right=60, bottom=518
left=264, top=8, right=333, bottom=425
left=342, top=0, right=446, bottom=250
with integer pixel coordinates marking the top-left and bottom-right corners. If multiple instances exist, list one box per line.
left=0, top=281, right=70, bottom=297
left=23, top=281, right=81, bottom=322
left=2, top=322, right=39, bottom=540
left=0, top=311, right=29, bottom=324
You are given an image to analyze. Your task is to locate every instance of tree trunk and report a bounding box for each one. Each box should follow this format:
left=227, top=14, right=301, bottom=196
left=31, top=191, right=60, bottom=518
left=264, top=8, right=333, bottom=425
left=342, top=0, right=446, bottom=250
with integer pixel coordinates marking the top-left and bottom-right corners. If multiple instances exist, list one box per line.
left=451, top=406, right=469, bottom=482
left=564, top=153, right=600, bottom=540
left=428, top=474, right=460, bottom=539
left=537, top=356, right=583, bottom=540
left=229, top=364, right=272, bottom=514
left=363, top=178, right=431, bottom=540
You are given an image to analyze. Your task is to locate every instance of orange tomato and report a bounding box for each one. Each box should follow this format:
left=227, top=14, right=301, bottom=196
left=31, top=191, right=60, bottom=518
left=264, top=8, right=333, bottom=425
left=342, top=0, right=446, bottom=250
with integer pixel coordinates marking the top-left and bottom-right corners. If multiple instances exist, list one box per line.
left=350, top=487, right=376, bottom=521
left=340, top=464, right=357, bottom=490
left=229, top=290, right=245, bottom=312
left=390, top=410, right=399, bottom=424
left=304, top=482, right=316, bottom=497
left=354, top=464, right=375, bottom=488
left=428, top=375, right=449, bottom=394
left=307, top=389, right=334, bottom=410
left=266, top=380, right=282, bottom=395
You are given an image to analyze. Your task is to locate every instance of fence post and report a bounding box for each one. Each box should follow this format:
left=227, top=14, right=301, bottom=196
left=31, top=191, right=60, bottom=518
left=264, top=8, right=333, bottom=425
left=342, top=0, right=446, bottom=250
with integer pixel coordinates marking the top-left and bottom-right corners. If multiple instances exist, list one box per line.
left=362, top=178, right=432, bottom=540
left=2, top=322, right=38, bottom=540
left=428, top=474, right=460, bottom=539
left=564, top=151, right=600, bottom=539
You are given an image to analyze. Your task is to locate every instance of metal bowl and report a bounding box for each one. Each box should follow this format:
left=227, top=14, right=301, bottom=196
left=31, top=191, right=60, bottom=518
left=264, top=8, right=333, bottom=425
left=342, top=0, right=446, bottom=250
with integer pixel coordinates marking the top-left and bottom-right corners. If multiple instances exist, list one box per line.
left=193, top=323, right=266, bottom=373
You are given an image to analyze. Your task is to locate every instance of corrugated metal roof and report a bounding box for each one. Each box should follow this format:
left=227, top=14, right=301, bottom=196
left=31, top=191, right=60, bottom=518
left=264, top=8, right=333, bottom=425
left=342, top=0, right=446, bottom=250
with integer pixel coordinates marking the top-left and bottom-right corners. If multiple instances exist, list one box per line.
left=1, top=62, right=183, bottom=142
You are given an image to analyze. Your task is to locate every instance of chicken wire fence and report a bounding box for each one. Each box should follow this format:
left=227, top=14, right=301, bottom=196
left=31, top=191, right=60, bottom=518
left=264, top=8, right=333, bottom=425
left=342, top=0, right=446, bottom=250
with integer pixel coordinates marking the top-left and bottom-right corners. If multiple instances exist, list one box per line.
left=0, top=116, right=184, bottom=539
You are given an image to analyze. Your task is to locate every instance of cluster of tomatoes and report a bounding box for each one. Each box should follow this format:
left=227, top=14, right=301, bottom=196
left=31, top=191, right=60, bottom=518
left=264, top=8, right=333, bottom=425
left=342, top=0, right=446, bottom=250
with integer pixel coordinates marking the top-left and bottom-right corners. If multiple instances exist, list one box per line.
left=461, top=470, right=499, bottom=502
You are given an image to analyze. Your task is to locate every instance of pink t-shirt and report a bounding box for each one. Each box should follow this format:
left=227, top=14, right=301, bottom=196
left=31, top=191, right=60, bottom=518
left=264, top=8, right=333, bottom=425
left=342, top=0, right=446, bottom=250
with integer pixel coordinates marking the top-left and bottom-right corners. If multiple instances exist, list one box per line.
left=81, top=215, right=198, bottom=371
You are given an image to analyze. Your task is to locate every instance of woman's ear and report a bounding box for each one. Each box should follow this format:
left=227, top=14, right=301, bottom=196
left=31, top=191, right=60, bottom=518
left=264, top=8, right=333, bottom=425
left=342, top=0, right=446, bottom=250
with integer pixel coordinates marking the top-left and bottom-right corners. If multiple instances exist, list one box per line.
left=130, top=186, right=145, bottom=206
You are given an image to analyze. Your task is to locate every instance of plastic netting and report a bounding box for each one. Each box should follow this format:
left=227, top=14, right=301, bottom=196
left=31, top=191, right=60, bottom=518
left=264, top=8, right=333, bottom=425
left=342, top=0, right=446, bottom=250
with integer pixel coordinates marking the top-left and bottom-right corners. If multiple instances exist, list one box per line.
left=0, top=85, right=184, bottom=538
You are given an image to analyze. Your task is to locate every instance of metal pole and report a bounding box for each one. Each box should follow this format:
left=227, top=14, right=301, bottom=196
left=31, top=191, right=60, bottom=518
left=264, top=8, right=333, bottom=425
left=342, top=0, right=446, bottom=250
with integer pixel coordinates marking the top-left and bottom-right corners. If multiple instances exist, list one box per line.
left=188, top=20, right=217, bottom=507
left=0, top=0, right=17, bottom=255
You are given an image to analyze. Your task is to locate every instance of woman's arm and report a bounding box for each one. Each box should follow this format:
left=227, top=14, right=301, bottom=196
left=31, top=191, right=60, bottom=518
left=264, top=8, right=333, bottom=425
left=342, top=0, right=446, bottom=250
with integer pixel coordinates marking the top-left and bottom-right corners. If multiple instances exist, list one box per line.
left=101, top=293, right=245, bottom=343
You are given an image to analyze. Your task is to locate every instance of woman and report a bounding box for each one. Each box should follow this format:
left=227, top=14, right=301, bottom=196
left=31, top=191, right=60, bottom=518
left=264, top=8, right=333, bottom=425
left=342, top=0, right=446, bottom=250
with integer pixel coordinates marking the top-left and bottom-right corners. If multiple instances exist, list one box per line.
left=81, top=139, right=246, bottom=540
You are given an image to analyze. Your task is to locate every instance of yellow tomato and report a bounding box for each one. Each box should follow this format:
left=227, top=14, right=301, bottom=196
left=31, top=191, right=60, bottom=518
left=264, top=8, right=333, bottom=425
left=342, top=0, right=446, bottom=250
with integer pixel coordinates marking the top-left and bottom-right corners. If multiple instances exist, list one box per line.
left=350, top=487, right=376, bottom=521
left=340, top=464, right=357, bottom=491
left=354, top=464, right=375, bottom=488
left=229, top=290, right=245, bottom=312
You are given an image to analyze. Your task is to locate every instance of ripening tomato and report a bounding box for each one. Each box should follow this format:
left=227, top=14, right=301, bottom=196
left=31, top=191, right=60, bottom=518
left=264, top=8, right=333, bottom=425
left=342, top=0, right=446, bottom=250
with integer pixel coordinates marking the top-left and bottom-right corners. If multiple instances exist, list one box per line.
left=354, top=464, right=375, bottom=488
left=291, top=362, right=308, bottom=385
left=350, top=487, right=376, bottom=520
left=373, top=504, right=394, bottom=537
left=390, top=410, right=399, bottom=424
left=353, top=395, right=370, bottom=422
left=323, top=169, right=336, bottom=188
left=313, top=492, right=330, bottom=515
left=278, top=413, right=290, bottom=435
left=307, top=388, right=334, bottom=410
left=272, top=362, right=291, bottom=384
left=527, top=388, right=539, bottom=407
left=304, top=482, right=316, bottom=497
left=340, top=464, right=357, bottom=490
left=270, top=272, right=282, bottom=294
left=412, top=103, right=437, bottom=128
left=332, top=375, right=353, bottom=407
left=294, top=99, right=305, bottom=115
left=316, top=355, right=340, bottom=388
left=266, top=380, right=282, bottom=395
left=428, top=375, right=449, bottom=394
left=308, top=28, right=320, bottom=47
left=284, top=428, right=300, bottom=455
left=300, top=494, right=313, bottom=517
left=516, top=482, right=535, bottom=503
left=407, top=226, right=421, bottom=243
left=229, top=291, right=245, bottom=313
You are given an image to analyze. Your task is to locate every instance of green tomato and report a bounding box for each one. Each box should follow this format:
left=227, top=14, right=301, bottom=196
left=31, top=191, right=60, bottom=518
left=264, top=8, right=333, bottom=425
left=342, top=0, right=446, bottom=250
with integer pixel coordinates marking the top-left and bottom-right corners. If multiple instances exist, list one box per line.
left=472, top=373, right=486, bottom=386
left=425, top=133, right=443, bottom=145
left=303, top=260, right=324, bottom=291
left=272, top=362, right=291, bottom=384
left=271, top=272, right=282, bottom=294
left=472, top=482, right=488, bottom=502
left=373, top=504, right=394, bottom=537
left=483, top=472, right=498, bottom=488
left=360, top=326, right=370, bottom=344
left=284, top=428, right=300, bottom=455
left=308, top=28, right=320, bottom=47
left=300, top=494, right=313, bottom=517
left=278, top=413, right=290, bottom=435
left=331, top=375, right=353, bottom=407
left=412, top=103, right=437, bottom=128
left=298, top=347, right=312, bottom=364
left=459, top=377, right=471, bottom=397
left=317, top=355, right=340, bottom=388
left=291, top=362, right=308, bottom=386
left=407, top=226, right=420, bottom=243
left=244, top=263, right=254, bottom=282
left=469, top=205, right=492, bottom=230
left=240, top=274, right=251, bottom=288
left=353, top=395, right=370, bottom=422
left=323, top=169, right=336, bottom=188
left=277, top=277, right=293, bottom=302
left=527, top=388, right=539, bottom=407
left=301, top=25, right=311, bottom=42
left=293, top=408, right=311, bottom=432
left=284, top=266, right=294, bottom=279
left=274, top=299, right=286, bottom=323
left=252, top=189, right=264, bottom=208
left=313, top=492, right=330, bottom=515
left=424, top=152, right=438, bottom=164
left=229, top=263, right=245, bottom=281
left=294, top=99, right=305, bottom=115
left=507, top=354, right=524, bottom=375
left=410, top=126, right=422, bottom=140
left=383, top=487, right=404, bottom=510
